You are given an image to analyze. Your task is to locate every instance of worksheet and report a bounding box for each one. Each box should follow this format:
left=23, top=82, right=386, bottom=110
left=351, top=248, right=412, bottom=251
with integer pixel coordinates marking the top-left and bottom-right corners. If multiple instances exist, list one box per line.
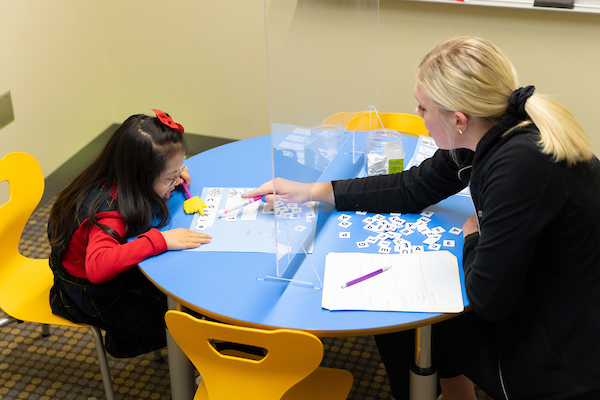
left=405, top=135, right=470, bottom=197
left=187, top=187, right=318, bottom=254
left=322, top=251, right=464, bottom=313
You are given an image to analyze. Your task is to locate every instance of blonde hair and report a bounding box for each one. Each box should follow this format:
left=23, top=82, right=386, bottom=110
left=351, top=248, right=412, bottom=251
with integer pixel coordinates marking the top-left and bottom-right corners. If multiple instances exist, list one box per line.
left=416, top=36, right=592, bottom=165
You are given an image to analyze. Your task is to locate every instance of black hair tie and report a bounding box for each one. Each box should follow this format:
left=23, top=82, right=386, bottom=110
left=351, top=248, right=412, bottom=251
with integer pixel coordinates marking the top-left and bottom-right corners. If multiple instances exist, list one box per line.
left=507, top=86, right=535, bottom=119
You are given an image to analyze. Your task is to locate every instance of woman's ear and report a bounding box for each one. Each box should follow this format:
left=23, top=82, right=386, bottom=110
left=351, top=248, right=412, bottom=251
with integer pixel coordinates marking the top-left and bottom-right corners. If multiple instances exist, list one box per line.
left=454, top=111, right=469, bottom=133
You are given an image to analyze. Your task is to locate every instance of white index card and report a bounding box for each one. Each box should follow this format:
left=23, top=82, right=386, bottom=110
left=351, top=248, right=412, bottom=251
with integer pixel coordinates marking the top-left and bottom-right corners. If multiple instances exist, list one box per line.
left=423, top=236, right=440, bottom=245
left=365, top=236, right=379, bottom=244
left=283, top=134, right=306, bottom=143
left=338, top=221, right=352, bottom=228
left=294, top=225, right=307, bottom=232
left=418, top=145, right=436, bottom=156
left=364, top=224, right=378, bottom=232
left=375, top=233, right=387, bottom=241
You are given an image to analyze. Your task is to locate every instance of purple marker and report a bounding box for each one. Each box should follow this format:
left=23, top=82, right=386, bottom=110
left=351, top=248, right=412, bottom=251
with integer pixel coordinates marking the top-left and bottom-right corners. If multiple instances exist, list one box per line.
left=341, top=265, right=392, bottom=289
left=217, top=196, right=264, bottom=217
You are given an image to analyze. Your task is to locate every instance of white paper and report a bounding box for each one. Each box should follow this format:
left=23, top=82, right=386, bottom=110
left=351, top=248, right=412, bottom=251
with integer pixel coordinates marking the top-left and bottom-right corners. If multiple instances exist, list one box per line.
left=322, top=251, right=464, bottom=313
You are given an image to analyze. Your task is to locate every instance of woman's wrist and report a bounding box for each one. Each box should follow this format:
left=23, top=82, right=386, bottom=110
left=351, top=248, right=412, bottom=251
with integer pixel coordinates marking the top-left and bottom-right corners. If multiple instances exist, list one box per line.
left=310, top=182, right=335, bottom=205
left=464, top=231, right=480, bottom=241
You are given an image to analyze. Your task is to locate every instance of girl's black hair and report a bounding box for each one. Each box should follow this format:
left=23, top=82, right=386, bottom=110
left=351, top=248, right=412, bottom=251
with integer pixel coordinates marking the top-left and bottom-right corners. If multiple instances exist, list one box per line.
left=49, top=113, right=187, bottom=247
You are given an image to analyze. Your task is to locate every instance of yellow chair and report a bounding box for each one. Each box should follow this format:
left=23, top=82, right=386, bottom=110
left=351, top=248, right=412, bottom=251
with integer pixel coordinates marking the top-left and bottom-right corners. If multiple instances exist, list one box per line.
left=164, top=310, right=354, bottom=400
left=0, top=152, right=115, bottom=400
left=321, top=111, right=364, bottom=128
left=347, top=111, right=429, bottom=137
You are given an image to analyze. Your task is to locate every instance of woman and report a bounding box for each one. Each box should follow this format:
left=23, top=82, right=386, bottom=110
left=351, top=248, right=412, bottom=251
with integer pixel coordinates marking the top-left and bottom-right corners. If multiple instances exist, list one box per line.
left=245, top=37, right=600, bottom=399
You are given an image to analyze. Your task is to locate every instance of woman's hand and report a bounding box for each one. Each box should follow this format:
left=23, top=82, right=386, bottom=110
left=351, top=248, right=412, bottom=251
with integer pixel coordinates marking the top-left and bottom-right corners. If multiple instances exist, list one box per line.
left=243, top=178, right=334, bottom=205
left=162, top=228, right=211, bottom=250
left=462, top=214, right=479, bottom=238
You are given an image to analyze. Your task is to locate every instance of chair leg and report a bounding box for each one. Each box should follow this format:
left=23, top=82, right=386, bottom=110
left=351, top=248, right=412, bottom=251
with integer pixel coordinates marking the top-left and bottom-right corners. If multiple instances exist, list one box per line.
left=0, top=316, right=16, bottom=328
left=89, top=326, right=116, bottom=400
left=41, top=324, right=50, bottom=337
left=153, top=349, right=165, bottom=362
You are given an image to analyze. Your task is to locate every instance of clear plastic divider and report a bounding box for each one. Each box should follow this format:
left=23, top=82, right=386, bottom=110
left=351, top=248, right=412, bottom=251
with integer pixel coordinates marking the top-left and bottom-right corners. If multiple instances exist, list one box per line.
left=262, top=0, right=380, bottom=288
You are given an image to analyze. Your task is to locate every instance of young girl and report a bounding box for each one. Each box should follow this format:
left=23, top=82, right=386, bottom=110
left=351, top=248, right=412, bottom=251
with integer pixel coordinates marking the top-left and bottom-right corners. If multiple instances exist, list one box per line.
left=48, top=110, right=211, bottom=358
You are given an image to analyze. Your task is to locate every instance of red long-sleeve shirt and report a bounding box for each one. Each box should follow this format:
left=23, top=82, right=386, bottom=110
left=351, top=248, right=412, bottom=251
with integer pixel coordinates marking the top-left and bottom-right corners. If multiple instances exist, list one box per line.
left=61, top=210, right=168, bottom=284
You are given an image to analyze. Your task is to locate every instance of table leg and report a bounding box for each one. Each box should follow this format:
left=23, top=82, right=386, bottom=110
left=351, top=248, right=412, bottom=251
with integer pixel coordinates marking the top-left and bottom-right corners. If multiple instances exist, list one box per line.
left=409, top=325, right=438, bottom=400
left=166, top=297, right=196, bottom=400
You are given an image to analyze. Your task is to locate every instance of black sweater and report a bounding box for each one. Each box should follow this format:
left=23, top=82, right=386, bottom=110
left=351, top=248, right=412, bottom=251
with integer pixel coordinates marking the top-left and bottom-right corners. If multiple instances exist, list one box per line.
left=333, top=122, right=600, bottom=399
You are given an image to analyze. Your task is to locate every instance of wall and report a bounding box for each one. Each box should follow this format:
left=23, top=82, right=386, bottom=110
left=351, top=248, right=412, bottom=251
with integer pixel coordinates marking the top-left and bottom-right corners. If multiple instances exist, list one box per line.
left=377, top=0, right=600, bottom=154
left=101, top=0, right=271, bottom=141
left=2, top=0, right=600, bottom=204
left=0, top=0, right=271, bottom=203
left=0, top=1, right=112, bottom=202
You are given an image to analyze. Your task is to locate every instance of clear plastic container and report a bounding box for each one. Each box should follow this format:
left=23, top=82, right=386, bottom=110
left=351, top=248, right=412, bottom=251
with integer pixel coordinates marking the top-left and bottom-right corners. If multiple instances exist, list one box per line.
left=304, top=123, right=345, bottom=171
left=365, top=128, right=404, bottom=176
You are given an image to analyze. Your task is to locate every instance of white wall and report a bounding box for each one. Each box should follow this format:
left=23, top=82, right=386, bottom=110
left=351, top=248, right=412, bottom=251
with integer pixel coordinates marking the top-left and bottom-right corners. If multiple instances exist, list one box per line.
left=0, top=1, right=112, bottom=203
left=2, top=0, right=600, bottom=204
left=100, top=0, right=270, bottom=140
left=377, top=0, right=600, bottom=156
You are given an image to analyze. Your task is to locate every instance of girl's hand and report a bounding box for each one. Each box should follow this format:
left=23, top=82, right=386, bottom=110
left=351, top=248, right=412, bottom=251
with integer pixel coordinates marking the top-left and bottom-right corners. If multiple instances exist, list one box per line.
left=180, top=165, right=191, bottom=187
left=462, top=214, right=479, bottom=238
left=162, top=228, right=211, bottom=250
left=243, top=178, right=334, bottom=205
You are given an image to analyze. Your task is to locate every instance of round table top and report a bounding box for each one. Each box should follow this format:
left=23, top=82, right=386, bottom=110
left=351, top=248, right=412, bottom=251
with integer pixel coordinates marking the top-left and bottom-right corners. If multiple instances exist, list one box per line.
left=139, top=132, right=472, bottom=337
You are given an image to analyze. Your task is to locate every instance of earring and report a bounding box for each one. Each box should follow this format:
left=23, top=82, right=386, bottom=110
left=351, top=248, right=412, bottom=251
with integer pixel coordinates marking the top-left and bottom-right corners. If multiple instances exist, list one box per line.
left=457, top=129, right=463, bottom=135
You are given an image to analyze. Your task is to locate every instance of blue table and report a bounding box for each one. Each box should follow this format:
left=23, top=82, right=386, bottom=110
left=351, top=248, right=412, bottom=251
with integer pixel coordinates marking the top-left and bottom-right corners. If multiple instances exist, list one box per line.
left=139, top=131, right=473, bottom=400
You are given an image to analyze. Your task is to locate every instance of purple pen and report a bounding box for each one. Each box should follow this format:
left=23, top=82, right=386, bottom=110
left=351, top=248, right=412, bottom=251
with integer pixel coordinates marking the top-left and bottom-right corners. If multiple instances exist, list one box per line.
left=217, top=196, right=264, bottom=217
left=341, top=265, right=392, bottom=289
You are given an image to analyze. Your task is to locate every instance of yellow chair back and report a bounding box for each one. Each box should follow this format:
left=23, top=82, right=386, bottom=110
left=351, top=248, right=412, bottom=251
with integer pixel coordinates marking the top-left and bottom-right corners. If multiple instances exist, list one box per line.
left=0, top=152, right=115, bottom=400
left=347, top=111, right=429, bottom=137
left=165, top=310, right=353, bottom=400
left=0, top=152, right=56, bottom=321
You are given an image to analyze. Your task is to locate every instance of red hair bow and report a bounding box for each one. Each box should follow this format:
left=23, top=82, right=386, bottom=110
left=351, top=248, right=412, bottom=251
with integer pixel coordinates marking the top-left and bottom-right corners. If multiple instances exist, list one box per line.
left=152, top=109, right=185, bottom=133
